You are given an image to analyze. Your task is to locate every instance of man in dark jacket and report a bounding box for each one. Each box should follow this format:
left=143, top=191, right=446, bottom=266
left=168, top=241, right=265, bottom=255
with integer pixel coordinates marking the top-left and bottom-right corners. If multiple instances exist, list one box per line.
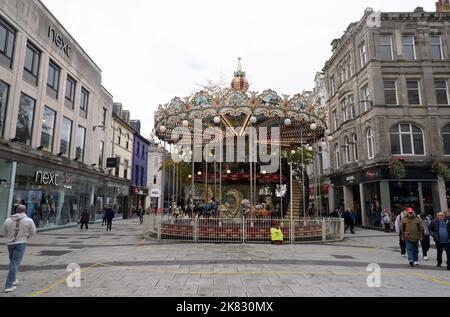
left=343, top=209, right=355, bottom=234
left=105, top=205, right=115, bottom=232
left=80, top=210, right=90, bottom=230
left=429, top=212, right=450, bottom=270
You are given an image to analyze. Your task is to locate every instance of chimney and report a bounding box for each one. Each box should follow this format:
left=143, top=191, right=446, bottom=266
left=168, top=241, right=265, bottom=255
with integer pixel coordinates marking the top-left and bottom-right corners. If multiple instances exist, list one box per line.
left=113, top=103, right=122, bottom=116
left=122, top=110, right=130, bottom=123
left=130, top=120, right=141, bottom=133
left=436, top=0, right=450, bottom=12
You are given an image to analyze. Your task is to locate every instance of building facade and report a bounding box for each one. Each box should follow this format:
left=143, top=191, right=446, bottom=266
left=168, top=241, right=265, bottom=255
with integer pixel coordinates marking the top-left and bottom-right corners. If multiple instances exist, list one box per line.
left=0, top=0, right=129, bottom=228
left=130, top=124, right=149, bottom=215
left=323, top=5, right=450, bottom=226
left=147, top=140, right=165, bottom=211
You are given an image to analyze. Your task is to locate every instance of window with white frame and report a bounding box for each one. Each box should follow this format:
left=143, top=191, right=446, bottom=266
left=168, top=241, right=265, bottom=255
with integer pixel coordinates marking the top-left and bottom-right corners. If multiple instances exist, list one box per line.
left=443, top=124, right=450, bottom=155
left=430, top=34, right=443, bottom=60
left=435, top=80, right=449, bottom=105
left=367, top=128, right=375, bottom=159
left=361, top=85, right=371, bottom=111
left=330, top=75, right=336, bottom=95
left=341, top=99, right=347, bottom=122
left=384, top=80, right=398, bottom=105
left=360, top=41, right=368, bottom=66
left=402, top=35, right=416, bottom=60
left=335, top=144, right=341, bottom=169
left=348, top=95, right=356, bottom=119
left=352, top=134, right=358, bottom=161
left=390, top=123, right=425, bottom=156
left=379, top=35, right=393, bottom=60
left=344, top=136, right=351, bottom=164
left=332, top=109, right=338, bottom=131
left=406, top=80, right=421, bottom=105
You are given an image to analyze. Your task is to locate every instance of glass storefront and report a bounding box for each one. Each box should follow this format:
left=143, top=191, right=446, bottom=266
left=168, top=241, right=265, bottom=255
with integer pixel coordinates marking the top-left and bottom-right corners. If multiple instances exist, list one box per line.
left=390, top=181, right=434, bottom=216
left=0, top=159, right=15, bottom=224
left=11, top=161, right=128, bottom=229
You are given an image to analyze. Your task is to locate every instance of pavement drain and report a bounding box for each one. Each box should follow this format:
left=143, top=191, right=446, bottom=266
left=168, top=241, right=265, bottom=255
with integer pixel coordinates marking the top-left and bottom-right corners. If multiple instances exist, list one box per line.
left=332, top=255, right=355, bottom=259
left=38, top=250, right=72, bottom=256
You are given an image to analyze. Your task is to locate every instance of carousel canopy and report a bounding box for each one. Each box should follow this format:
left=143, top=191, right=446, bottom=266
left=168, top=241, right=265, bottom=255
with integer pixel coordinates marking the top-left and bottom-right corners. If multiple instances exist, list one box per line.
left=154, top=59, right=328, bottom=147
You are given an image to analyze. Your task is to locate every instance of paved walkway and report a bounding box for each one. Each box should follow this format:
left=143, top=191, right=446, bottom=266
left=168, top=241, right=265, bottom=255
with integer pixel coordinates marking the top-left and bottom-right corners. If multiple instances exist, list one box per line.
left=0, top=219, right=449, bottom=297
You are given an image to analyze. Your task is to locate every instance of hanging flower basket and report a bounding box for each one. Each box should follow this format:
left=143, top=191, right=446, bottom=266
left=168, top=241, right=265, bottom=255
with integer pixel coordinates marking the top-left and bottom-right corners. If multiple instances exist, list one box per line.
left=432, top=161, right=450, bottom=180
left=389, top=158, right=406, bottom=180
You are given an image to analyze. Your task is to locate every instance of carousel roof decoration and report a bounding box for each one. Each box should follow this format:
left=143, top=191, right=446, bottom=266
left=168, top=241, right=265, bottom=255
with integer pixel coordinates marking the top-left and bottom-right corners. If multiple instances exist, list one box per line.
left=154, top=58, right=327, bottom=146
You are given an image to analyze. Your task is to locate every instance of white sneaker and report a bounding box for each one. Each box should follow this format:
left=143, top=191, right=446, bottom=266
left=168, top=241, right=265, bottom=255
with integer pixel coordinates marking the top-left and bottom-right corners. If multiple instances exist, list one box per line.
left=4, top=286, right=16, bottom=293
left=424, top=257, right=428, bottom=261
left=13, top=280, right=19, bottom=286
left=401, top=254, right=406, bottom=257
left=414, top=262, right=419, bottom=266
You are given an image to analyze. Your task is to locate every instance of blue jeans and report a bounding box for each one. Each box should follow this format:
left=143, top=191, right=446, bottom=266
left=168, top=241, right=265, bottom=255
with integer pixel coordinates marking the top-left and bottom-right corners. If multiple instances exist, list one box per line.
left=405, top=240, right=419, bottom=263
left=5, top=244, right=27, bottom=289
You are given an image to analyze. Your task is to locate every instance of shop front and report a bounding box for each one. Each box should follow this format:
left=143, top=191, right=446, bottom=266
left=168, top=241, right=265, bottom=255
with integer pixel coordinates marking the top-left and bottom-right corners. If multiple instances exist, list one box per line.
left=10, top=161, right=129, bottom=230
left=129, top=186, right=149, bottom=218
left=331, top=166, right=440, bottom=226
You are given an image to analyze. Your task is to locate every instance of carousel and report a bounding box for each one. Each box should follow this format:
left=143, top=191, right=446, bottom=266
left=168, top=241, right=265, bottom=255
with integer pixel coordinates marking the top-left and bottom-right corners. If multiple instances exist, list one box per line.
left=153, top=59, right=329, bottom=220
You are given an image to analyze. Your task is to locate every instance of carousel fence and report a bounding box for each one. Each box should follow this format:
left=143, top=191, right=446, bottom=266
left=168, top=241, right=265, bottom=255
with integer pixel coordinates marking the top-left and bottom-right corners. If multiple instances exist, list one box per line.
left=145, top=215, right=345, bottom=244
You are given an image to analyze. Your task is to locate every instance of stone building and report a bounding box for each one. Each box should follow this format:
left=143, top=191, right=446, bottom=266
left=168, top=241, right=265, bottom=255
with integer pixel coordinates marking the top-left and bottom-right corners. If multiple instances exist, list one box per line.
left=323, top=5, right=450, bottom=225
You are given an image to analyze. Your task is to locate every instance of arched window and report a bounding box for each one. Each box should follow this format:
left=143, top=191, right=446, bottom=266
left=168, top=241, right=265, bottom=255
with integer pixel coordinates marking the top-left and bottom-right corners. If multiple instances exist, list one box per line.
left=390, top=123, right=425, bottom=155
left=352, top=134, right=358, bottom=161
left=335, top=144, right=341, bottom=169
left=344, top=137, right=351, bottom=163
left=443, top=124, right=450, bottom=155
left=117, top=128, right=122, bottom=145
left=367, top=128, right=375, bottom=159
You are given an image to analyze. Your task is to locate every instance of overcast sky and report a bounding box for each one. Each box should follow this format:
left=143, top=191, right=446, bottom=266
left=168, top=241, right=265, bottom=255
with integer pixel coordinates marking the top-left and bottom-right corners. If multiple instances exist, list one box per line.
left=42, top=0, right=434, bottom=137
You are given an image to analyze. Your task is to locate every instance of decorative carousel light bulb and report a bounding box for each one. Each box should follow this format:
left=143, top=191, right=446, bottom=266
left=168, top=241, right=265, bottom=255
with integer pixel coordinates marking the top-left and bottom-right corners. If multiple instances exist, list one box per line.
left=250, top=116, right=257, bottom=124
left=261, top=170, right=267, bottom=175
left=188, top=175, right=192, bottom=179
left=328, top=136, right=333, bottom=142
left=214, top=116, right=221, bottom=124
left=325, top=129, right=331, bottom=136
left=227, top=170, right=232, bottom=174
left=197, top=171, right=202, bottom=176
left=310, top=123, right=317, bottom=130
left=308, top=146, right=314, bottom=152
left=160, top=125, right=167, bottom=133
left=291, top=150, right=296, bottom=155
left=182, top=120, right=189, bottom=127
left=284, top=118, right=292, bottom=126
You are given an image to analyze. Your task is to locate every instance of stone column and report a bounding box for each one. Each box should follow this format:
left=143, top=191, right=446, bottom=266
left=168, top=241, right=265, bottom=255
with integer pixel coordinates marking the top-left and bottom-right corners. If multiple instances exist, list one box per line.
left=360, top=183, right=367, bottom=226
left=380, top=181, right=391, bottom=211
left=437, top=176, right=448, bottom=213
left=418, top=182, right=425, bottom=214
left=343, top=185, right=354, bottom=211
left=329, top=185, right=335, bottom=211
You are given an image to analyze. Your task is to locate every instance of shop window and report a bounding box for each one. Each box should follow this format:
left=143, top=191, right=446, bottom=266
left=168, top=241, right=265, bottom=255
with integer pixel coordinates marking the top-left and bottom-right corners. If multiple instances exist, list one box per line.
left=15, top=93, right=36, bottom=146
left=0, top=80, right=9, bottom=137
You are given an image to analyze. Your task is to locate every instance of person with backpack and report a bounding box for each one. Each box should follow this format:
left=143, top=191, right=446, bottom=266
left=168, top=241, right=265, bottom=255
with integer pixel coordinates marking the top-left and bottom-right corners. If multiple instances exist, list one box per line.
left=382, top=208, right=392, bottom=233
left=400, top=208, right=424, bottom=267
left=1, top=205, right=36, bottom=293
left=419, top=213, right=432, bottom=261
left=395, top=209, right=407, bottom=257
left=429, top=212, right=450, bottom=270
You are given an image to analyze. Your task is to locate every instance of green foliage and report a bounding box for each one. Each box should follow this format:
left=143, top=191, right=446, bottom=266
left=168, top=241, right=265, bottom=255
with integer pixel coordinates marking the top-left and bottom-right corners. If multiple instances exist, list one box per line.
left=389, top=158, right=406, bottom=180
left=283, top=147, right=314, bottom=166
left=432, top=161, right=450, bottom=180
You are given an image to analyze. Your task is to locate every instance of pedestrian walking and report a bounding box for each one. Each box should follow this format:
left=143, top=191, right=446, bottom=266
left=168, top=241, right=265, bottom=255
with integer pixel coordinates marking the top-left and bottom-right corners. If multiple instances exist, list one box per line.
left=80, top=210, right=90, bottom=230
left=395, top=209, right=407, bottom=257
left=382, top=208, right=392, bottom=233
left=1, top=205, right=36, bottom=293
left=138, top=205, right=144, bottom=225
left=105, top=205, right=115, bottom=232
left=343, top=209, right=355, bottom=234
left=429, top=212, right=450, bottom=270
left=102, top=207, right=107, bottom=227
left=400, top=208, right=424, bottom=267
left=419, top=213, right=432, bottom=261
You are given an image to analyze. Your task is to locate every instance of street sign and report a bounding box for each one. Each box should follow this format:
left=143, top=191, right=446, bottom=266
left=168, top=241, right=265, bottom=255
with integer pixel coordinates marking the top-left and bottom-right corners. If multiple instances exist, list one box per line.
left=107, top=158, right=119, bottom=168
